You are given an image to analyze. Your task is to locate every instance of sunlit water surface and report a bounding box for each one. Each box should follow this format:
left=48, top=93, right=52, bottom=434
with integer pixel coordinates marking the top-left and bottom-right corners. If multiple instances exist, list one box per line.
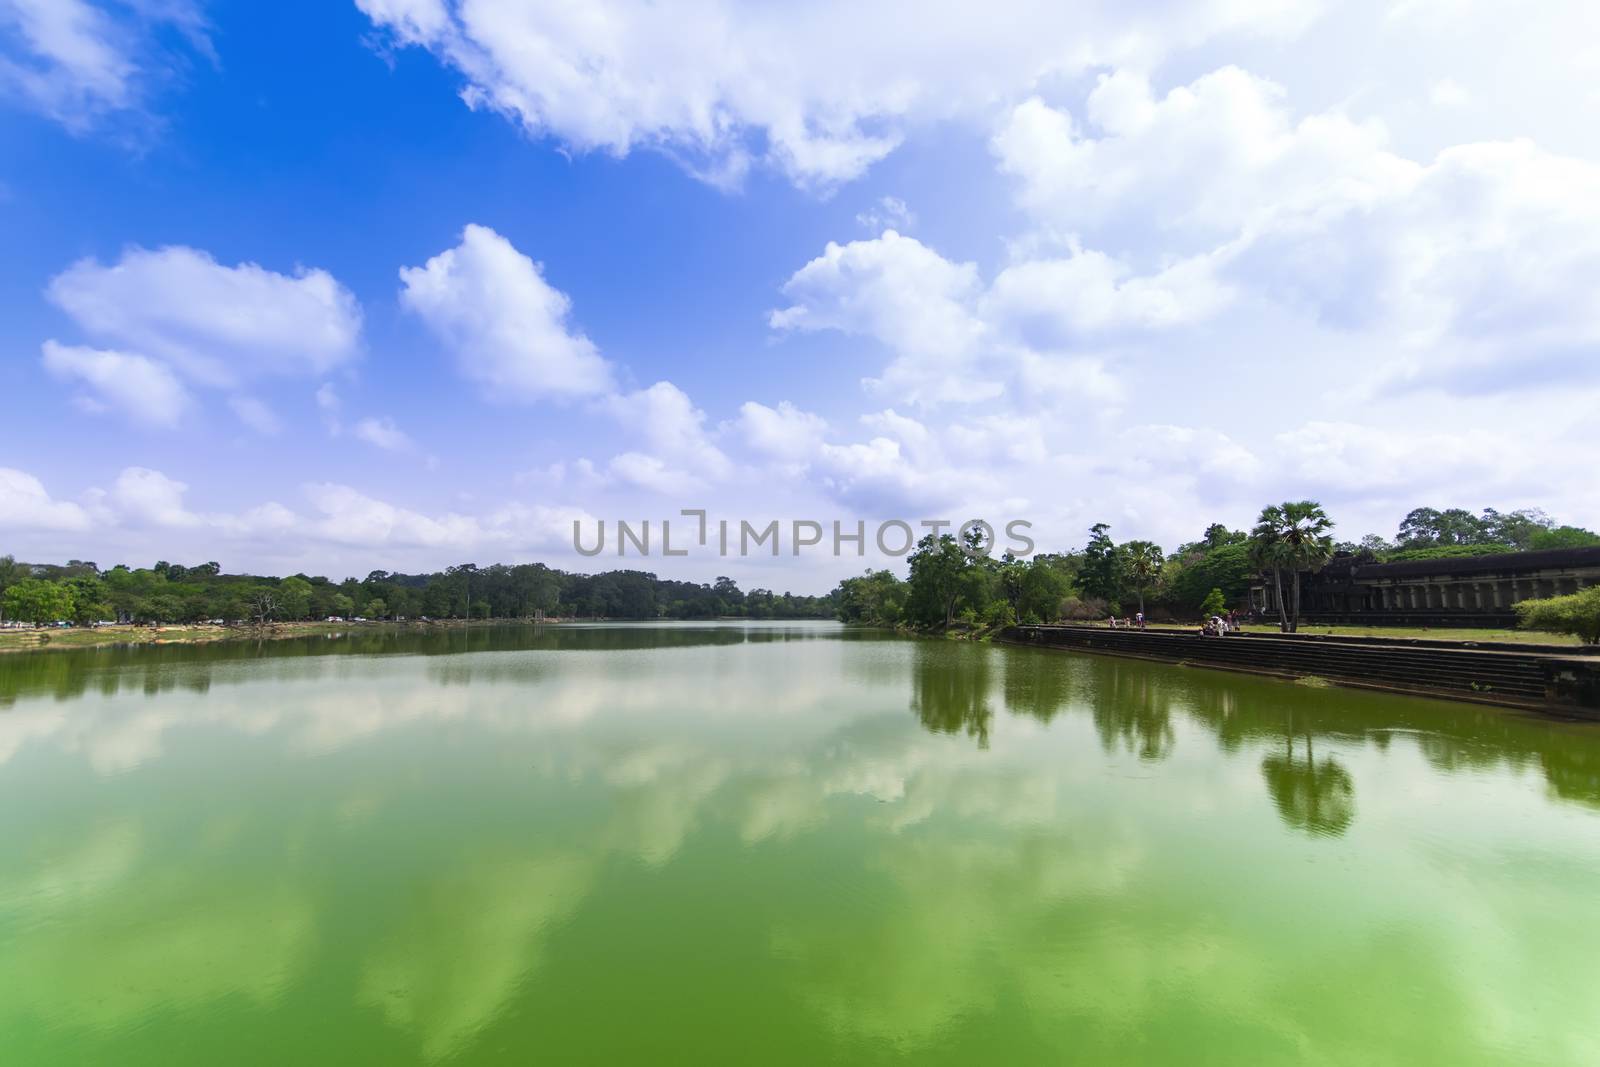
left=2, top=622, right=1598, bottom=1064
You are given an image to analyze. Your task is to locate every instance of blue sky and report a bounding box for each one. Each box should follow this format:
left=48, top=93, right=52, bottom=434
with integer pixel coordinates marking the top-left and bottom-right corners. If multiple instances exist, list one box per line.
left=2, top=0, right=1598, bottom=590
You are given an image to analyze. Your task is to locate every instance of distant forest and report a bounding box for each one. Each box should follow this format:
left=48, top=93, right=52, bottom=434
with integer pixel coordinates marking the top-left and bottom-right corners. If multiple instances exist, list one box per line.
left=2, top=503, right=1596, bottom=628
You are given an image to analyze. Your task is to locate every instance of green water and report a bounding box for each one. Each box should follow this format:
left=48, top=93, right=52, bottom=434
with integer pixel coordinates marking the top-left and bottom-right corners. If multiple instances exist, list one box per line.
left=2, top=622, right=1598, bottom=1065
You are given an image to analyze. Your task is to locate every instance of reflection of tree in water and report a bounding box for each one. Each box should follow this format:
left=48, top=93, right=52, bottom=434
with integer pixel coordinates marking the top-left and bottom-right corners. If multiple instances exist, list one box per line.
left=1090, top=663, right=1175, bottom=762
left=0, top=622, right=826, bottom=705
left=1260, top=721, right=1355, bottom=837
left=910, top=644, right=993, bottom=748
left=1001, top=649, right=1076, bottom=724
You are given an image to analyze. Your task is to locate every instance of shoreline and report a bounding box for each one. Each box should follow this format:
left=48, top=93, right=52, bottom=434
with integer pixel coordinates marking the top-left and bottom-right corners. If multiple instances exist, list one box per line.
left=0, top=617, right=556, bottom=655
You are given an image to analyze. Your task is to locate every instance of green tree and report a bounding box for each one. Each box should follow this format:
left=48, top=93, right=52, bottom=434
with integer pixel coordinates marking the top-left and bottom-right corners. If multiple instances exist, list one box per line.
left=1017, top=557, right=1072, bottom=622
left=1123, top=540, right=1164, bottom=615
left=1080, top=523, right=1125, bottom=602
left=1516, top=587, right=1600, bottom=644
left=1530, top=526, right=1600, bottom=550
left=64, top=576, right=111, bottom=626
left=834, top=569, right=906, bottom=625
left=1199, top=587, right=1227, bottom=617
left=367, top=597, right=389, bottom=619
left=277, top=577, right=314, bottom=620
left=331, top=594, right=355, bottom=618
left=905, top=534, right=970, bottom=628
left=3, top=578, right=75, bottom=625
left=1250, top=501, right=1335, bottom=633
left=1168, top=542, right=1253, bottom=610
left=0, top=554, right=25, bottom=623
left=1480, top=508, right=1553, bottom=549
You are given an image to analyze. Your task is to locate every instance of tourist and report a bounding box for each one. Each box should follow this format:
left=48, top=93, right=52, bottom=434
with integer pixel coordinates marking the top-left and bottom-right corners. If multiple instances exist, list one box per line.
left=1108, top=614, right=1118, bottom=628
left=1135, top=611, right=1145, bottom=629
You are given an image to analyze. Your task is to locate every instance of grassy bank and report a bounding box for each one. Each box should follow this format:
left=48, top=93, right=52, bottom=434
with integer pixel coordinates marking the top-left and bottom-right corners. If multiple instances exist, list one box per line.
left=1121, top=621, right=1582, bottom=646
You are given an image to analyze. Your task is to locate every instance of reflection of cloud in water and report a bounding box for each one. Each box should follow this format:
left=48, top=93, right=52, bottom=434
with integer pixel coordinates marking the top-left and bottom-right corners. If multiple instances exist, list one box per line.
left=4, top=629, right=1600, bottom=1061
left=0, top=816, right=314, bottom=1033
left=359, top=852, right=595, bottom=1062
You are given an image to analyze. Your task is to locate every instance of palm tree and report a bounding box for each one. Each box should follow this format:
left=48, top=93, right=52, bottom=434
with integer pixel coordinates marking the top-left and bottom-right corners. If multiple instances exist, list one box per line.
left=1123, top=541, right=1164, bottom=616
left=1250, top=501, right=1335, bottom=632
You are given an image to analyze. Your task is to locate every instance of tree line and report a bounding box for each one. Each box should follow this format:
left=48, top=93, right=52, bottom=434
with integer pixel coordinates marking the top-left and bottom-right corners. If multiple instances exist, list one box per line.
left=3, top=501, right=1595, bottom=636
left=0, top=557, right=833, bottom=627
left=833, top=502, right=1599, bottom=636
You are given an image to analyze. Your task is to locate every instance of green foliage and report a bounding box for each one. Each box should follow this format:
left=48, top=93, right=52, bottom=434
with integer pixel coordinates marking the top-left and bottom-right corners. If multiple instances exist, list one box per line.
left=982, top=599, right=1015, bottom=628
left=1080, top=523, right=1125, bottom=602
left=1123, top=540, right=1164, bottom=613
left=1018, top=556, right=1074, bottom=622
left=1250, top=500, right=1335, bottom=633
left=1516, top=587, right=1600, bottom=644
left=1397, top=506, right=1554, bottom=550
left=833, top=569, right=906, bottom=625
left=904, top=534, right=972, bottom=628
left=1199, top=588, right=1227, bottom=616
left=3, top=578, right=76, bottom=625
left=63, top=575, right=110, bottom=627
left=1530, top=526, right=1600, bottom=550
left=1383, top=543, right=1514, bottom=562
left=1169, top=542, right=1253, bottom=609
left=0, top=558, right=836, bottom=626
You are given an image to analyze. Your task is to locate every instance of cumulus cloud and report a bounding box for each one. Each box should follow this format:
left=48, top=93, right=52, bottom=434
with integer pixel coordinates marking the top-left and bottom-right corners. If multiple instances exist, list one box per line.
left=771, top=231, right=994, bottom=405
left=599, top=382, right=732, bottom=492
left=47, top=245, right=363, bottom=386
left=41, top=341, right=189, bottom=427
left=991, top=68, right=1600, bottom=390
left=110, top=467, right=201, bottom=527
left=355, top=0, right=1322, bottom=189
left=399, top=224, right=614, bottom=402
left=770, top=230, right=1204, bottom=408
left=0, top=468, right=91, bottom=531
left=734, top=401, right=829, bottom=463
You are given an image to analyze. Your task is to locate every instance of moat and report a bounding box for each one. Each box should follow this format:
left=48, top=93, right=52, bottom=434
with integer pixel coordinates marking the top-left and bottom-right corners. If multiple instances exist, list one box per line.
left=2, top=622, right=1597, bottom=1064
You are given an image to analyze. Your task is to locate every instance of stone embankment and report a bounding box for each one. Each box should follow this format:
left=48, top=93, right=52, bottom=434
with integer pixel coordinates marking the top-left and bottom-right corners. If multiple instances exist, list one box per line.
left=999, top=625, right=1600, bottom=718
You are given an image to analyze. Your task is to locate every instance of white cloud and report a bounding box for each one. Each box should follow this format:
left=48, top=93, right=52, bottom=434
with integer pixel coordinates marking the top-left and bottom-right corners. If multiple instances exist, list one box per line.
left=110, top=467, right=200, bottom=527
left=599, top=381, right=731, bottom=491
left=734, top=401, right=829, bottom=462
left=991, top=67, right=1600, bottom=391
left=47, top=245, right=362, bottom=387
left=991, top=69, right=1404, bottom=253
left=40, top=340, right=189, bottom=427
left=352, top=416, right=415, bottom=453
left=982, top=248, right=1231, bottom=344
left=399, top=224, right=614, bottom=402
left=770, top=230, right=1206, bottom=409
left=0, top=468, right=91, bottom=531
left=771, top=230, right=995, bottom=406
left=302, top=483, right=481, bottom=548
left=355, top=0, right=1323, bottom=189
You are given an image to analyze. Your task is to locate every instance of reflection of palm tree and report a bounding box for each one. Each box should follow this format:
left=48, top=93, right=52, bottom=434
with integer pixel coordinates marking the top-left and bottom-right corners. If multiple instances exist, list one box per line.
left=911, top=644, right=993, bottom=748
left=1260, top=726, right=1355, bottom=837
left=1090, top=664, right=1175, bottom=762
